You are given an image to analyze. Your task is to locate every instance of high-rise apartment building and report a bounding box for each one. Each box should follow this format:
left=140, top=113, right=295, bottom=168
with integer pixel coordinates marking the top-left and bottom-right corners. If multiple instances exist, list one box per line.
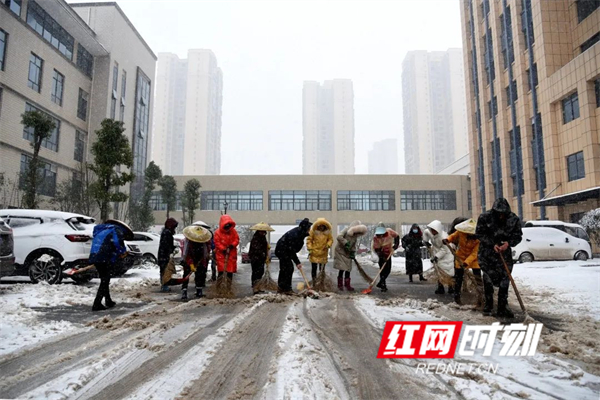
left=460, top=0, right=599, bottom=223
left=402, top=49, right=468, bottom=174
left=303, top=79, right=355, bottom=174
left=152, top=50, right=223, bottom=176
left=0, top=0, right=156, bottom=208
left=368, top=139, right=398, bottom=174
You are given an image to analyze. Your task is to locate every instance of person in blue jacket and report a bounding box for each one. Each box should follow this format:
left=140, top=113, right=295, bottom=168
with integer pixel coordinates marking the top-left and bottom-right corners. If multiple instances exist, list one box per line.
left=89, top=220, right=133, bottom=311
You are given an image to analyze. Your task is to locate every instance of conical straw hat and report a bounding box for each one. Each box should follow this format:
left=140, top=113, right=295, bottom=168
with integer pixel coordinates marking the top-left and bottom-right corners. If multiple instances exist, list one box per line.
left=455, top=218, right=477, bottom=235
left=105, top=219, right=134, bottom=240
left=250, top=221, right=274, bottom=231
left=183, top=225, right=212, bottom=243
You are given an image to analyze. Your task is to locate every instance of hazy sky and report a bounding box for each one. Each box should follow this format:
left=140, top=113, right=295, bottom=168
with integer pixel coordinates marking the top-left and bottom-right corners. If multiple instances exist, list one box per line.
left=94, top=0, right=464, bottom=175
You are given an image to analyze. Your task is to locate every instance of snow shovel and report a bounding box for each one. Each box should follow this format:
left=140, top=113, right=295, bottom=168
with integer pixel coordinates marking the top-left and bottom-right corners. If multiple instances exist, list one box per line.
left=64, top=264, right=96, bottom=275
left=498, top=252, right=531, bottom=321
left=297, top=265, right=319, bottom=298
left=362, top=252, right=393, bottom=294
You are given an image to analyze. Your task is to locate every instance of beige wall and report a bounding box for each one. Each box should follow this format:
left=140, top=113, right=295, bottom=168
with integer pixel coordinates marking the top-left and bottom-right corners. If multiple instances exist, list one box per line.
left=460, top=0, right=599, bottom=222
left=152, top=174, right=472, bottom=232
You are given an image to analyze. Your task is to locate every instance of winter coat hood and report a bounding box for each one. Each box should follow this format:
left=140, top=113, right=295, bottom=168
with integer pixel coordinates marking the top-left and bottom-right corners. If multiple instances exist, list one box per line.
left=310, top=218, right=332, bottom=234
left=165, top=217, right=178, bottom=232
left=307, top=218, right=333, bottom=264
left=427, top=220, right=444, bottom=235
left=219, top=215, right=236, bottom=230
left=409, top=223, right=423, bottom=237
left=348, top=224, right=368, bottom=237
left=492, top=198, right=511, bottom=215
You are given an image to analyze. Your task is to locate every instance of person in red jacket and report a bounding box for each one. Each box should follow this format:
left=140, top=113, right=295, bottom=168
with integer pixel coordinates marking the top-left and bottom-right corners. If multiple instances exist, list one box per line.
left=214, top=215, right=239, bottom=281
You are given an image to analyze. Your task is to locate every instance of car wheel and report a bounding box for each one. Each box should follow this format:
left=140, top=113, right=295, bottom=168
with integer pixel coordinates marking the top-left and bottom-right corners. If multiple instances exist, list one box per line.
left=28, top=253, right=63, bottom=284
left=518, top=252, right=534, bottom=263
left=575, top=251, right=589, bottom=261
left=142, top=253, right=157, bottom=264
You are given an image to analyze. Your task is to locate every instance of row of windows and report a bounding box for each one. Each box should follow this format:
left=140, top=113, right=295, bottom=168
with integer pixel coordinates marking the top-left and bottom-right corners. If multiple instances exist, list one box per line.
left=23, top=50, right=89, bottom=120
left=26, top=0, right=74, bottom=60
left=131, top=69, right=152, bottom=200
left=150, top=190, right=460, bottom=212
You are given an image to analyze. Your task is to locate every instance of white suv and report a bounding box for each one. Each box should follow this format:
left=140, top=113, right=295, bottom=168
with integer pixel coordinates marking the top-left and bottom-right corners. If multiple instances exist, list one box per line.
left=512, top=227, right=592, bottom=263
left=0, top=210, right=141, bottom=284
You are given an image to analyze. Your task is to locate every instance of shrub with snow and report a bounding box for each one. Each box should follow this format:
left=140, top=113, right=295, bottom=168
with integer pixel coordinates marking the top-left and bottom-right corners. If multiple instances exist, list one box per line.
left=579, top=208, right=600, bottom=246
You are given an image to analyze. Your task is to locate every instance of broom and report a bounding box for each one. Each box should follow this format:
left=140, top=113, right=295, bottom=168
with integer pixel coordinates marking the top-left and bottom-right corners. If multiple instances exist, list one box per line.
left=444, top=244, right=483, bottom=297
left=427, top=246, right=455, bottom=287
left=207, top=249, right=236, bottom=298
left=362, top=252, right=394, bottom=294
left=353, top=259, right=374, bottom=284
left=255, top=254, right=278, bottom=291
left=312, top=262, right=334, bottom=292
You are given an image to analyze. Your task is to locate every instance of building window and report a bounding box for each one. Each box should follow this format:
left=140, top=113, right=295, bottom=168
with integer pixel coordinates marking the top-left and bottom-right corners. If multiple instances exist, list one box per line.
left=400, top=190, right=456, bottom=211
left=110, top=62, right=118, bottom=119
left=595, top=78, right=600, bottom=108
left=509, top=127, right=524, bottom=197
left=467, top=190, right=472, bottom=211
left=120, top=70, right=126, bottom=121
left=50, top=70, right=64, bottom=106
left=28, top=53, right=43, bottom=92
left=337, top=190, right=395, bottom=211
left=0, top=29, right=7, bottom=71
left=487, top=96, right=497, bottom=119
left=23, top=103, right=59, bottom=152
left=500, top=6, right=515, bottom=69
left=483, top=29, right=495, bottom=84
left=581, top=32, right=600, bottom=53
left=131, top=68, right=152, bottom=200
left=5, top=0, right=21, bottom=16
left=269, top=190, right=331, bottom=211
left=521, top=0, right=535, bottom=48
left=531, top=113, right=546, bottom=191
left=201, top=191, right=263, bottom=211
left=74, top=130, right=85, bottom=162
left=491, top=137, right=503, bottom=199
left=19, top=154, right=57, bottom=197
left=577, top=0, right=600, bottom=22
left=77, top=88, right=88, bottom=121
left=505, top=80, right=517, bottom=106
left=26, top=1, right=74, bottom=60
left=567, top=151, right=585, bottom=181
left=76, top=44, right=93, bottom=78
left=526, top=63, right=538, bottom=91
left=562, top=92, right=580, bottom=124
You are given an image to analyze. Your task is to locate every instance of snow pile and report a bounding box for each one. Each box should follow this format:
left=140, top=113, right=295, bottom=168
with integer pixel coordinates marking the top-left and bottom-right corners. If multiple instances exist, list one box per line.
left=357, top=254, right=433, bottom=275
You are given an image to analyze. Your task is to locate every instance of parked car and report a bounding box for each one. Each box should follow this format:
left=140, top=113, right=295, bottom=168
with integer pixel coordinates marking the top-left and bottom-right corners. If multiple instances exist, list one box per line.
left=524, top=220, right=592, bottom=256
left=0, top=217, right=15, bottom=278
left=0, top=210, right=141, bottom=284
left=129, top=231, right=181, bottom=264
left=241, top=243, right=250, bottom=264
left=512, top=227, right=592, bottom=263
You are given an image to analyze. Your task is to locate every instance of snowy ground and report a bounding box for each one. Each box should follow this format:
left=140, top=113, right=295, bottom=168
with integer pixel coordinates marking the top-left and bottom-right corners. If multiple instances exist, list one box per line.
left=0, top=259, right=599, bottom=399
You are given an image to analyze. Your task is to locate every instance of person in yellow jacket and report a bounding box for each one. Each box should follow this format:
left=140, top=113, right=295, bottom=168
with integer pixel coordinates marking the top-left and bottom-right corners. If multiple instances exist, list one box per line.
left=306, top=218, right=334, bottom=283
left=444, top=218, right=483, bottom=306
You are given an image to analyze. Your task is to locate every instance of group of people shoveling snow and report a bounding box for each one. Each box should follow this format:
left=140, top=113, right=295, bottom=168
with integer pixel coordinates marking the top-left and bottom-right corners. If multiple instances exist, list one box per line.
left=88, top=197, right=523, bottom=319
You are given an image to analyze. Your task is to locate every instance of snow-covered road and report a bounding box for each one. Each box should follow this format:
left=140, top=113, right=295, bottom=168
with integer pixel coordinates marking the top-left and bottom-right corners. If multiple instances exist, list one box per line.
left=0, top=258, right=599, bottom=399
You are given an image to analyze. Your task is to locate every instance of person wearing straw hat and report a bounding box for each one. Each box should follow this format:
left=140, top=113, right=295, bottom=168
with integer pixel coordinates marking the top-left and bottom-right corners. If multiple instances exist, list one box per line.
left=180, top=224, right=212, bottom=299
left=249, top=222, right=274, bottom=294
left=423, top=220, right=453, bottom=294
left=193, top=221, right=217, bottom=281
left=89, top=219, right=133, bottom=311
left=373, top=222, right=400, bottom=292
left=214, top=215, right=240, bottom=281
left=158, top=218, right=179, bottom=292
left=333, top=220, right=368, bottom=291
left=475, top=198, right=523, bottom=318
left=306, top=218, right=334, bottom=283
left=445, top=218, right=482, bottom=306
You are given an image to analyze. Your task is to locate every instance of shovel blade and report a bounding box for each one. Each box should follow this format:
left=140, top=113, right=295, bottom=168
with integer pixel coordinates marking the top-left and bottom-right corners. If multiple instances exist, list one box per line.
left=362, top=287, right=373, bottom=295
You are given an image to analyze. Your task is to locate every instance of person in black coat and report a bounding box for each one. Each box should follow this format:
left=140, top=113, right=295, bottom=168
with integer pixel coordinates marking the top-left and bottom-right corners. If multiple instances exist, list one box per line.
left=158, top=218, right=178, bottom=292
left=401, top=224, right=425, bottom=282
left=275, top=218, right=312, bottom=294
left=475, top=198, right=523, bottom=318
left=249, top=230, right=269, bottom=294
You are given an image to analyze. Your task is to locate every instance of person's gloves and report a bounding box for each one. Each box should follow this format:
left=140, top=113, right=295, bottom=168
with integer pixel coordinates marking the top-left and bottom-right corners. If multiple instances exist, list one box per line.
left=442, top=239, right=449, bottom=245
left=423, top=241, right=432, bottom=248
left=430, top=256, right=439, bottom=263
left=344, top=242, right=351, bottom=252
left=190, top=263, right=196, bottom=272
left=461, top=262, right=468, bottom=269
left=349, top=251, right=356, bottom=260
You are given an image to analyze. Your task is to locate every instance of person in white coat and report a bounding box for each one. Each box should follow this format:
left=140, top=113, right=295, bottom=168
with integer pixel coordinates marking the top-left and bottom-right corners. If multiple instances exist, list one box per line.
left=423, top=220, right=455, bottom=295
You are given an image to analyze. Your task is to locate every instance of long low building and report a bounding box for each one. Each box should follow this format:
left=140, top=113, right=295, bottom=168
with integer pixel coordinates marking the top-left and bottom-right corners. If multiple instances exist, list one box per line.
left=151, top=174, right=473, bottom=233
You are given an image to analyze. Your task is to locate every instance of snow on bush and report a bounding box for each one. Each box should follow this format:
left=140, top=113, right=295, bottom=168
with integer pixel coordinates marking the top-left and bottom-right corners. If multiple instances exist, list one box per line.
left=579, top=208, right=600, bottom=246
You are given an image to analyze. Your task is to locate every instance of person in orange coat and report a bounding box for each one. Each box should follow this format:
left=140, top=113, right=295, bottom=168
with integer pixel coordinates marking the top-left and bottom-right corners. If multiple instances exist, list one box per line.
left=444, top=218, right=482, bottom=306
left=214, top=215, right=240, bottom=281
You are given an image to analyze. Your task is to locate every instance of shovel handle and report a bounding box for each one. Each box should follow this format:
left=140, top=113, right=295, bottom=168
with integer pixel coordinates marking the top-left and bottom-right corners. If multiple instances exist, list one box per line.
left=368, top=252, right=393, bottom=288
left=499, top=253, right=527, bottom=313
left=298, top=265, right=312, bottom=290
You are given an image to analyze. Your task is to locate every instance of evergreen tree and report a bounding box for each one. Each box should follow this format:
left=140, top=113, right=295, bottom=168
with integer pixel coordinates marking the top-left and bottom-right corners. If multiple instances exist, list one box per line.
left=181, top=178, right=201, bottom=226
left=130, top=161, right=162, bottom=231
left=158, top=175, right=178, bottom=218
